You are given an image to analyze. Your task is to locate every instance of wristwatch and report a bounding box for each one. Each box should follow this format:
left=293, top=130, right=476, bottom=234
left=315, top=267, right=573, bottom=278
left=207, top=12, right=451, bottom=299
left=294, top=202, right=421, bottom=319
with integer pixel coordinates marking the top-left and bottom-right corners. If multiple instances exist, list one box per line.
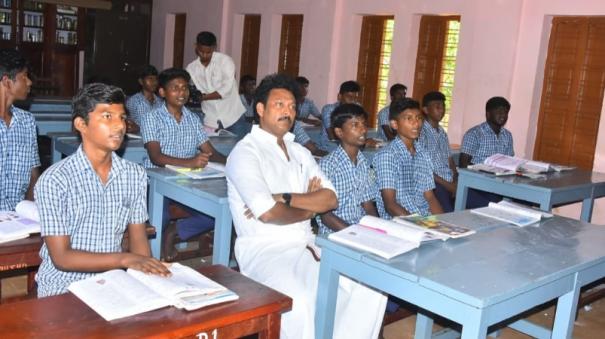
left=282, top=193, right=292, bottom=206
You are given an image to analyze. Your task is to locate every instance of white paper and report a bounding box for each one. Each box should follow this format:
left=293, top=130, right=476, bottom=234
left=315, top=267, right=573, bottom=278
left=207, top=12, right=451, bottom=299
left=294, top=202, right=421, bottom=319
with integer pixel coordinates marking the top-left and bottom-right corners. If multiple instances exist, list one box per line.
left=328, top=224, right=419, bottom=259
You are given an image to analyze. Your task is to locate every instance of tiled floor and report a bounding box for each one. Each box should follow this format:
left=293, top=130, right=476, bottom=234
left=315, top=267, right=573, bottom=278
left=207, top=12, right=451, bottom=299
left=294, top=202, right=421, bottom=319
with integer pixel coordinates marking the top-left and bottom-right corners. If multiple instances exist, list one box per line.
left=3, top=266, right=605, bottom=338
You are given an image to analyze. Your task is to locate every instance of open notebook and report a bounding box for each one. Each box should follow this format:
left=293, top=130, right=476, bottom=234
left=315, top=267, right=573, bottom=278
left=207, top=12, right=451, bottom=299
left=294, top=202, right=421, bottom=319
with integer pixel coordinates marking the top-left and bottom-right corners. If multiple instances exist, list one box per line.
left=165, top=162, right=225, bottom=180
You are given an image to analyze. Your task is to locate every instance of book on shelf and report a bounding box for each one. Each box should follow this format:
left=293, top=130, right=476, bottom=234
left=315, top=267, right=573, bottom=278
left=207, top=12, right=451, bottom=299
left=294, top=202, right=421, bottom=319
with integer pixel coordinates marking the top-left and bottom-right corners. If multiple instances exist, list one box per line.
left=0, top=200, right=40, bottom=244
left=68, top=263, right=239, bottom=321
left=165, top=162, right=225, bottom=180
left=468, top=154, right=575, bottom=176
left=327, top=215, right=474, bottom=259
left=470, top=200, right=552, bottom=227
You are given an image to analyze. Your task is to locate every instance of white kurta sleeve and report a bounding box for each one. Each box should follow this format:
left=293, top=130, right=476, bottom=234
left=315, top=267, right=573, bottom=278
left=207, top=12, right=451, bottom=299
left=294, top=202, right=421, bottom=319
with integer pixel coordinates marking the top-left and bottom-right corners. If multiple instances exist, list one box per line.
left=213, top=55, right=237, bottom=98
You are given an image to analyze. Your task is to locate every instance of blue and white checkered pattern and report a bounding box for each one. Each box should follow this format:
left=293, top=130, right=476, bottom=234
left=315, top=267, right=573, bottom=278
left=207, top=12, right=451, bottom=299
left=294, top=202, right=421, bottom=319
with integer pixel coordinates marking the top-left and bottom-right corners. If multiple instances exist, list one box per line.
left=35, top=146, right=148, bottom=297
left=297, top=98, right=321, bottom=119
left=377, top=105, right=390, bottom=140
left=418, top=121, right=453, bottom=182
left=461, top=122, right=514, bottom=164
left=140, top=103, right=209, bottom=168
left=0, top=106, right=40, bottom=211
left=319, top=102, right=339, bottom=150
left=317, top=146, right=377, bottom=234
left=292, top=121, right=311, bottom=145
left=125, top=92, right=163, bottom=126
left=240, top=94, right=254, bottom=118
left=373, top=138, right=435, bottom=218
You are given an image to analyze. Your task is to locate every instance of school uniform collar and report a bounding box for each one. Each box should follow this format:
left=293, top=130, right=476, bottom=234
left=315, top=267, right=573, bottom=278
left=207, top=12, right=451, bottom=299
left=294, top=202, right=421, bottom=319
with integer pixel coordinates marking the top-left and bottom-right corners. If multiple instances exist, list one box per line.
left=334, top=144, right=366, bottom=168
left=391, top=136, right=420, bottom=158
left=75, top=145, right=126, bottom=183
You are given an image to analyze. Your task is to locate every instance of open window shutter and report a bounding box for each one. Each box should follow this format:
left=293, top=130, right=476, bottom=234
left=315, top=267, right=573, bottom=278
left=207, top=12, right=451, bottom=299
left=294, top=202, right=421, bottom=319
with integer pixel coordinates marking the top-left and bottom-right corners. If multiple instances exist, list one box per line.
left=240, top=14, right=261, bottom=78
left=278, top=14, right=303, bottom=77
left=412, top=16, right=447, bottom=101
left=356, top=16, right=386, bottom=124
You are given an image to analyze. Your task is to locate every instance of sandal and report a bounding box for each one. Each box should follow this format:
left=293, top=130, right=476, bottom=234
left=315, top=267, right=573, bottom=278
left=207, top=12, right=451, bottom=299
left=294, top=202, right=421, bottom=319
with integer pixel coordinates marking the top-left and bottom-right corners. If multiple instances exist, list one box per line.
left=162, top=221, right=179, bottom=262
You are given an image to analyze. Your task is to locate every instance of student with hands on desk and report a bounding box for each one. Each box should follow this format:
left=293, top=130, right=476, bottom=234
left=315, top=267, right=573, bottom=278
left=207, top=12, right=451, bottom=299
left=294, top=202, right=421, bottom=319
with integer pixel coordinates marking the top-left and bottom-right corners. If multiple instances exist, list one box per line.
left=35, top=83, right=170, bottom=298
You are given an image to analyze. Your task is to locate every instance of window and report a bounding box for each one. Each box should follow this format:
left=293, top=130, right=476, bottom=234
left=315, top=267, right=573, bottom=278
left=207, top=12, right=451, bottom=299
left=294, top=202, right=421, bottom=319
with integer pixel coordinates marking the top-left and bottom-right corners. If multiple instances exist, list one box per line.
left=277, top=14, right=303, bottom=77
left=412, top=15, right=460, bottom=130
left=533, top=17, right=605, bottom=170
left=356, top=15, right=394, bottom=127
left=240, top=14, right=261, bottom=78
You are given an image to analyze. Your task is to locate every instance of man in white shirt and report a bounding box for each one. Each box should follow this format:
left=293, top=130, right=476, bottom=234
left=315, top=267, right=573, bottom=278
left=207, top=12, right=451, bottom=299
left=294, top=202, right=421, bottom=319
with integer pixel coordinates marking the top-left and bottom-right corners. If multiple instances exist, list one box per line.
left=226, top=74, right=386, bottom=339
left=186, top=31, right=249, bottom=137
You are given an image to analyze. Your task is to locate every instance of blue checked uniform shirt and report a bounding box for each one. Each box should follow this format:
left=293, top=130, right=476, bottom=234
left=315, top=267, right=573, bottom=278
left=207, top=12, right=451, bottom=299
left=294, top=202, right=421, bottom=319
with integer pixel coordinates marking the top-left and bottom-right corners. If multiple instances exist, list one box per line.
left=377, top=105, right=390, bottom=141
left=461, top=121, right=514, bottom=164
left=292, top=121, right=311, bottom=145
left=373, top=137, right=435, bottom=218
left=317, top=146, right=377, bottom=234
left=297, top=98, right=321, bottom=119
left=141, top=103, right=209, bottom=168
left=418, top=121, right=453, bottom=182
left=0, top=106, right=40, bottom=211
left=319, top=102, right=339, bottom=150
left=125, top=92, right=163, bottom=126
left=35, top=146, right=148, bottom=297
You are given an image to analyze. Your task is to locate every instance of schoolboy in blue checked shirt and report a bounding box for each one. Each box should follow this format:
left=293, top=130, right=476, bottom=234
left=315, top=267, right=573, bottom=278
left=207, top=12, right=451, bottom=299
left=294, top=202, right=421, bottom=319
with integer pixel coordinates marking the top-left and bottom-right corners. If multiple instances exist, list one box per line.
left=317, top=103, right=378, bottom=234
left=295, top=76, right=321, bottom=126
left=377, top=83, right=407, bottom=141
left=319, top=80, right=360, bottom=150
left=418, top=91, right=457, bottom=212
left=35, top=83, right=170, bottom=297
left=458, top=96, right=513, bottom=208
left=291, top=120, right=328, bottom=157
left=373, top=98, right=443, bottom=218
left=0, top=49, right=40, bottom=211
left=124, top=64, right=163, bottom=131
left=141, top=67, right=226, bottom=261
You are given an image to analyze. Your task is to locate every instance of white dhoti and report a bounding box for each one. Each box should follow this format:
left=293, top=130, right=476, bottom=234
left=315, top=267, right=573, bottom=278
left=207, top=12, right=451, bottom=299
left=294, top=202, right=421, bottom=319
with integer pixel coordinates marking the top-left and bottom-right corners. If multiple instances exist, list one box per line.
left=235, top=235, right=387, bottom=339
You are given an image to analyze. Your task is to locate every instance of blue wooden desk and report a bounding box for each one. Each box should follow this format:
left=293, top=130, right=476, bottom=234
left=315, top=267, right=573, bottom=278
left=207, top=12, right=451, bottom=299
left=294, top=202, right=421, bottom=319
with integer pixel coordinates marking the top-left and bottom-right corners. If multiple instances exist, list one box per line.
left=35, top=116, right=72, bottom=136
left=454, top=168, right=605, bottom=222
left=146, top=168, right=231, bottom=265
left=51, top=135, right=147, bottom=165
left=315, top=211, right=605, bottom=338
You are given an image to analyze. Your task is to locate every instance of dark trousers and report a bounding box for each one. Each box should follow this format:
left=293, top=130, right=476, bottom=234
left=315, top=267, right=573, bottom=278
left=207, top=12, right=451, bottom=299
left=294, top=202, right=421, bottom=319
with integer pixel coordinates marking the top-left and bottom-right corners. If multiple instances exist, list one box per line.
left=434, top=181, right=455, bottom=213
left=465, top=189, right=503, bottom=209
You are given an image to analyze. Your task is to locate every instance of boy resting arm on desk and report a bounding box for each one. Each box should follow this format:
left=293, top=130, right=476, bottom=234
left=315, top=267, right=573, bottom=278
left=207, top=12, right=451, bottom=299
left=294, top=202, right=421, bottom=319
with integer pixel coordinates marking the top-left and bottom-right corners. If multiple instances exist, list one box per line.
left=35, top=83, right=169, bottom=298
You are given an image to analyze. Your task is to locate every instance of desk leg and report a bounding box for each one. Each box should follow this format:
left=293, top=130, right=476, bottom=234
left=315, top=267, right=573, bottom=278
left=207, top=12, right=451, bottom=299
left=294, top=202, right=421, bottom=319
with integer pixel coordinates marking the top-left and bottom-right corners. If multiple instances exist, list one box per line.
left=580, top=197, right=594, bottom=222
left=212, top=205, right=233, bottom=266
left=51, top=139, right=61, bottom=164
left=315, top=252, right=339, bottom=339
left=552, top=273, right=580, bottom=339
left=454, top=180, right=468, bottom=211
left=414, top=312, right=433, bottom=339
left=259, top=312, right=281, bottom=339
left=539, top=197, right=553, bottom=214
left=148, top=178, right=165, bottom=259
left=460, top=311, right=488, bottom=339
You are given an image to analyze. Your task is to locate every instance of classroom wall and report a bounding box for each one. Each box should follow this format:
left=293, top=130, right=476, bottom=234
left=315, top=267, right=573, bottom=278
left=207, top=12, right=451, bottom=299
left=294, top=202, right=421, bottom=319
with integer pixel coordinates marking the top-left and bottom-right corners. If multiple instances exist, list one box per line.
left=150, top=0, right=605, bottom=223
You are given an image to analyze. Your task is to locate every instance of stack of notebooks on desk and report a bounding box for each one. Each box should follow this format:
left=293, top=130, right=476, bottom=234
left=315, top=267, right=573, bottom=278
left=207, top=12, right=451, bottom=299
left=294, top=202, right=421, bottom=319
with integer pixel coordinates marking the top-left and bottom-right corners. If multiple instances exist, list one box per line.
left=470, top=200, right=553, bottom=227
left=0, top=201, right=40, bottom=243
left=328, top=215, right=475, bottom=259
left=68, top=263, right=239, bottom=321
left=166, top=162, right=226, bottom=180
left=468, top=153, right=574, bottom=177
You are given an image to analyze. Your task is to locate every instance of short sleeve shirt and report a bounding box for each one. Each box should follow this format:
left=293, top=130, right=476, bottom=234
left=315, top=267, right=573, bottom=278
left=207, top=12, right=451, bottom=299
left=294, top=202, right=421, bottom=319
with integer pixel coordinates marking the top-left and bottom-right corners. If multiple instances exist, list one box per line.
left=461, top=122, right=514, bottom=164
left=418, top=121, right=453, bottom=182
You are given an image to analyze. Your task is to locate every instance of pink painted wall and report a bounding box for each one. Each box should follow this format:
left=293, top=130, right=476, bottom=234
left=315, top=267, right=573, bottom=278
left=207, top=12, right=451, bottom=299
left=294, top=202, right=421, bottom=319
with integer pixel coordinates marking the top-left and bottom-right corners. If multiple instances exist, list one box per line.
left=150, top=0, right=605, bottom=223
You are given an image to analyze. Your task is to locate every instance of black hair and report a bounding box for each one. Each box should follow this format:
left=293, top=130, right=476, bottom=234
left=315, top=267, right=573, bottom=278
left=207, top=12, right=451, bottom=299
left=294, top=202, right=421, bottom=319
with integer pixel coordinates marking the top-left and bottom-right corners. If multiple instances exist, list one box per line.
left=240, top=74, right=256, bottom=87
left=422, top=91, right=446, bottom=107
left=295, top=76, right=309, bottom=86
left=389, top=98, right=421, bottom=121
left=254, top=73, right=300, bottom=107
left=486, top=96, right=511, bottom=112
left=339, top=80, right=360, bottom=94
left=0, top=49, right=28, bottom=80
left=138, top=64, right=158, bottom=79
left=331, top=103, right=368, bottom=129
left=390, top=83, right=407, bottom=97
left=158, top=68, right=191, bottom=89
left=72, top=83, right=125, bottom=124
left=196, top=31, right=217, bottom=46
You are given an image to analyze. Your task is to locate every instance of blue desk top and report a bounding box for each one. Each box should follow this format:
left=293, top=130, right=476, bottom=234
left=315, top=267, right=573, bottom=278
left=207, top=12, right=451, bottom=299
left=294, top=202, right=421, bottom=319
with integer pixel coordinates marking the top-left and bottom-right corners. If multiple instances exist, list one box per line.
left=317, top=211, right=605, bottom=309
left=146, top=167, right=228, bottom=202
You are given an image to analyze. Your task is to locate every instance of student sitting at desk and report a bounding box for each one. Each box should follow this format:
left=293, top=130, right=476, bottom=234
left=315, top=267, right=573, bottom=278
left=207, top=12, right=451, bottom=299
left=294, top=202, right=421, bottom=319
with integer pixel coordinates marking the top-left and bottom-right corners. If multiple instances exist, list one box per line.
left=377, top=83, right=407, bottom=141
left=35, top=83, right=170, bottom=298
left=226, top=73, right=386, bottom=339
left=418, top=91, right=457, bottom=212
left=141, top=68, right=226, bottom=261
left=459, top=96, right=513, bottom=208
left=0, top=49, right=40, bottom=211
left=295, top=76, right=321, bottom=126
left=317, top=103, right=378, bottom=234
left=291, top=120, right=328, bottom=157
left=124, top=64, right=163, bottom=133
left=239, top=74, right=256, bottom=123
left=373, top=98, right=443, bottom=218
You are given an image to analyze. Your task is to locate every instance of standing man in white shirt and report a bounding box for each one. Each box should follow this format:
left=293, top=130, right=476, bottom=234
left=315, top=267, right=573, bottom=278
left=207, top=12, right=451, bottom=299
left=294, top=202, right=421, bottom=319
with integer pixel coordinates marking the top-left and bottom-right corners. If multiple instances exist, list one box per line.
left=226, top=73, right=386, bottom=339
left=186, top=31, right=249, bottom=137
